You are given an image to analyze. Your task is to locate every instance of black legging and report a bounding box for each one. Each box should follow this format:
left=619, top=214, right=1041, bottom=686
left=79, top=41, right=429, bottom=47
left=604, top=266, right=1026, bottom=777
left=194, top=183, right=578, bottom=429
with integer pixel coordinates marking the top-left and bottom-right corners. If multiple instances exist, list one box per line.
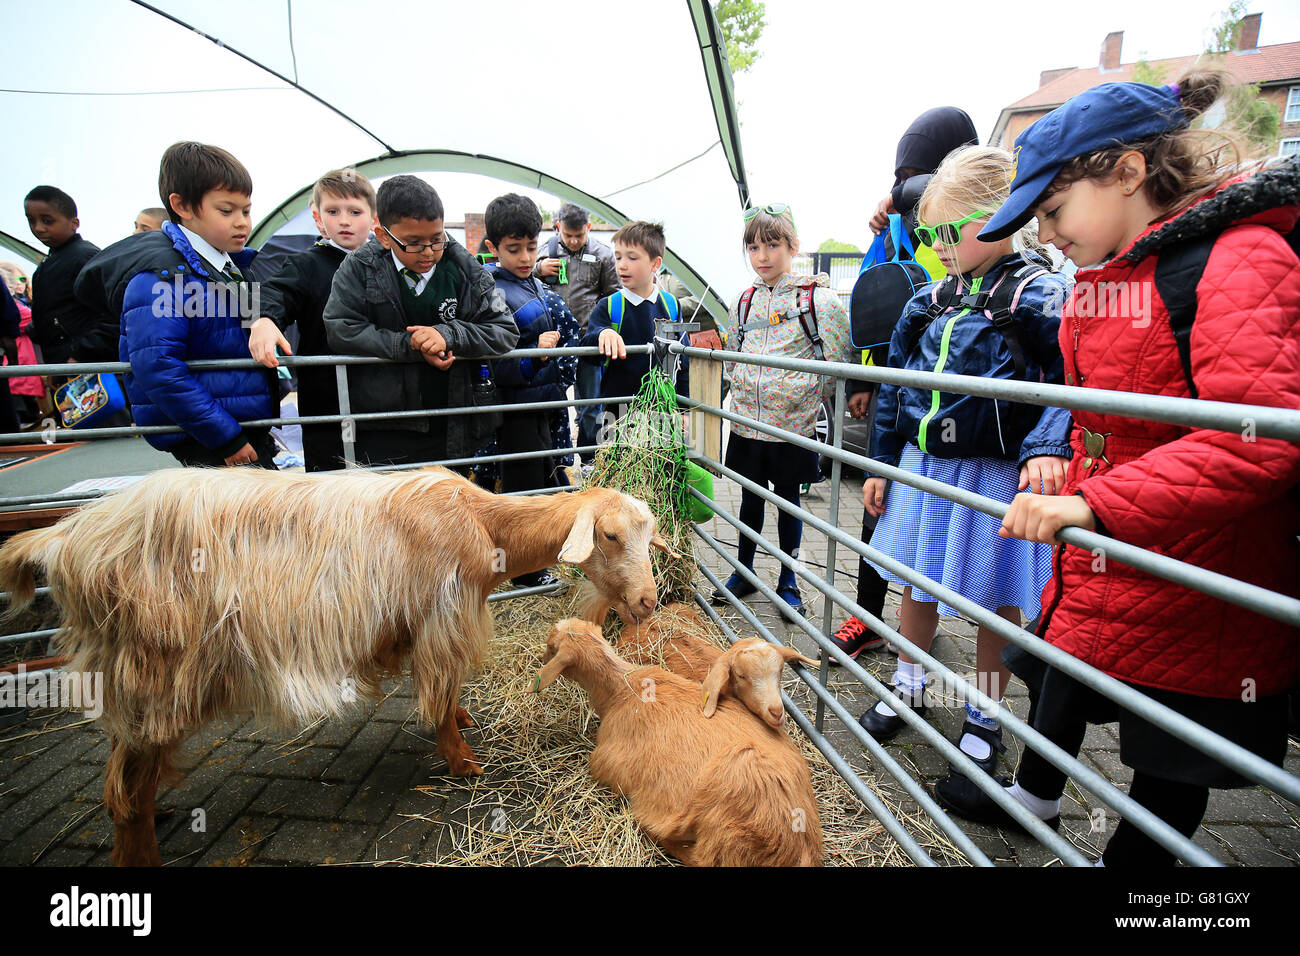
left=737, top=483, right=803, bottom=579
left=1016, top=703, right=1210, bottom=867
left=856, top=507, right=890, bottom=620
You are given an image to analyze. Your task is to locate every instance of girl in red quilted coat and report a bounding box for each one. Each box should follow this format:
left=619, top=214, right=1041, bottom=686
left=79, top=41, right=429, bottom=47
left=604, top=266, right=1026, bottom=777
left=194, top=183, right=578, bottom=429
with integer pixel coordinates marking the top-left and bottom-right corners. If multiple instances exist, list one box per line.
left=936, top=70, right=1300, bottom=866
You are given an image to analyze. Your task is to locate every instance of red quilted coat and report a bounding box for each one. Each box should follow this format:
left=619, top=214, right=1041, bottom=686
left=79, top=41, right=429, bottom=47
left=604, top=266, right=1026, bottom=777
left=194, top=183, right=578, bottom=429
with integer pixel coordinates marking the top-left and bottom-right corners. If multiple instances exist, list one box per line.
left=1038, top=162, right=1300, bottom=699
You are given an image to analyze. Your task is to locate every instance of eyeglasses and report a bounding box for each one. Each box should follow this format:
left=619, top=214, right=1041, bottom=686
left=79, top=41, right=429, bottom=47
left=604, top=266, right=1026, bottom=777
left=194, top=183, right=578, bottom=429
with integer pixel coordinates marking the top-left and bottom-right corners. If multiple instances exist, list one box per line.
left=915, top=210, right=991, bottom=248
left=381, top=225, right=447, bottom=254
left=743, top=203, right=794, bottom=227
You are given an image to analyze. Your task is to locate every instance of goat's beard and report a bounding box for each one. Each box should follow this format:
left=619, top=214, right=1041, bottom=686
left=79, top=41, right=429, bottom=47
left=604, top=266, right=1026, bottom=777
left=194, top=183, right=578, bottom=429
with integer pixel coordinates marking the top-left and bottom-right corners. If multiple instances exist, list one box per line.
left=574, top=581, right=647, bottom=627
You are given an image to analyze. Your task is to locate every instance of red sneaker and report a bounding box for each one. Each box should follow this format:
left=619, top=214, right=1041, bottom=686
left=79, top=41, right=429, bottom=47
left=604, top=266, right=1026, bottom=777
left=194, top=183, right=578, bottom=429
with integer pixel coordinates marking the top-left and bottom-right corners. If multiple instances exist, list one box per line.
left=827, top=616, right=885, bottom=663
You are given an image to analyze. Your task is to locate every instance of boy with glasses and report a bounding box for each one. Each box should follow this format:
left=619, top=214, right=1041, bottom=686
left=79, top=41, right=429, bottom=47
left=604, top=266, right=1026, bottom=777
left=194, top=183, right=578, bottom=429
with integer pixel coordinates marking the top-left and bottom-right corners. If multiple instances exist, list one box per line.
left=324, top=175, right=518, bottom=468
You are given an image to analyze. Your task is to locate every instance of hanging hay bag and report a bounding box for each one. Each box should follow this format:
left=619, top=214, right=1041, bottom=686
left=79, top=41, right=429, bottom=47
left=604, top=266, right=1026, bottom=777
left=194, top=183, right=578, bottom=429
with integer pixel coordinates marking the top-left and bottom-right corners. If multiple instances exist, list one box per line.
left=54, top=372, right=126, bottom=429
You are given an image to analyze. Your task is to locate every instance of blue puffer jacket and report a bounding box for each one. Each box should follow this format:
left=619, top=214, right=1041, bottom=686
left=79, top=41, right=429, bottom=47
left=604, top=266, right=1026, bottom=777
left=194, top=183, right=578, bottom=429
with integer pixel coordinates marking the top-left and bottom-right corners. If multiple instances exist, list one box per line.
left=874, top=251, right=1073, bottom=468
left=487, top=265, right=577, bottom=405
left=119, top=222, right=274, bottom=454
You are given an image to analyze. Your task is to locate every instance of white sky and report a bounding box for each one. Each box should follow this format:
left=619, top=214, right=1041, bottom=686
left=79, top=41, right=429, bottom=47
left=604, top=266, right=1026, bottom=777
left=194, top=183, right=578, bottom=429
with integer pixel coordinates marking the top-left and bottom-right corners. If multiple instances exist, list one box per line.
left=4, top=0, right=1299, bottom=283
left=735, top=0, right=1300, bottom=252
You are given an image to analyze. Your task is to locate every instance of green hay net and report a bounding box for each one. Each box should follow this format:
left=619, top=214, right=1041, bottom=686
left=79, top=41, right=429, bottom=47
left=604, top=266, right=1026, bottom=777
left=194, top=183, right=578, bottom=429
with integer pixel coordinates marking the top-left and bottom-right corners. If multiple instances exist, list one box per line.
left=583, top=368, right=712, bottom=601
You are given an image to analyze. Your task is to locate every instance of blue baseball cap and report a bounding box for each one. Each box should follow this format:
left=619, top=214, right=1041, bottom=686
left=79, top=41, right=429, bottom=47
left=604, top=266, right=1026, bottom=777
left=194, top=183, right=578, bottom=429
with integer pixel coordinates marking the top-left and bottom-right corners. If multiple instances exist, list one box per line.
left=979, top=82, right=1188, bottom=242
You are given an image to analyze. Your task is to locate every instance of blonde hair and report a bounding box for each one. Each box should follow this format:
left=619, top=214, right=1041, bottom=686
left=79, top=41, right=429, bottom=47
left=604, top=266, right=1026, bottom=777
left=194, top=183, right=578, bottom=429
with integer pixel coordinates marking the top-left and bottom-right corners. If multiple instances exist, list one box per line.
left=1042, top=69, right=1253, bottom=218
left=919, top=145, right=1044, bottom=270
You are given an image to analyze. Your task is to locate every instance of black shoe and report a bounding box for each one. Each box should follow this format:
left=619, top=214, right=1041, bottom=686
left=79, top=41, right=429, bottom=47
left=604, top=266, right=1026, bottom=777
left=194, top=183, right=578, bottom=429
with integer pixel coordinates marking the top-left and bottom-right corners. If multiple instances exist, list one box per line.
left=951, top=718, right=1006, bottom=776
left=857, top=685, right=927, bottom=741
left=827, top=616, right=886, bottom=664
left=933, top=772, right=1060, bottom=834
left=512, top=570, right=561, bottom=589
left=711, top=572, right=758, bottom=604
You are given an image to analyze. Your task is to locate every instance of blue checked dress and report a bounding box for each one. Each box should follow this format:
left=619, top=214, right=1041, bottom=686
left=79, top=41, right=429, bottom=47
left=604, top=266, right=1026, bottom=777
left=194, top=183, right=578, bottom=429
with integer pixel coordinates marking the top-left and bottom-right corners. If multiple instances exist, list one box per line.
left=866, top=443, right=1054, bottom=618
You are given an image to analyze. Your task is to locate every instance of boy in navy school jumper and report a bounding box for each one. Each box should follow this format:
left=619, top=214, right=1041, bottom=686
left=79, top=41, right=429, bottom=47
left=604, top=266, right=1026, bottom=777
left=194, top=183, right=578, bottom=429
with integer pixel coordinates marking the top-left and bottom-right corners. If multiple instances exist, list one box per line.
left=118, top=142, right=277, bottom=468
left=581, top=221, right=677, bottom=426
left=248, top=169, right=378, bottom=471
left=483, top=193, right=579, bottom=586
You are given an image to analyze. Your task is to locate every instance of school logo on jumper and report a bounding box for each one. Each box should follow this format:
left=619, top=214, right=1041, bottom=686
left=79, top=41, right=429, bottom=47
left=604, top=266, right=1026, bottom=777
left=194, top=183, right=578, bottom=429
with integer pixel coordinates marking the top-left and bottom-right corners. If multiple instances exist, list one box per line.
left=150, top=275, right=261, bottom=323
left=438, top=298, right=458, bottom=322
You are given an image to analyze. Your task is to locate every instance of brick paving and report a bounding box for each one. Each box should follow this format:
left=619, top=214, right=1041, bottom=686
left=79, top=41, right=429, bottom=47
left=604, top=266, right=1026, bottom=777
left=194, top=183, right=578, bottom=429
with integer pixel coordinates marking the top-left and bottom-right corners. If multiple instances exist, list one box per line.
left=0, top=471, right=1296, bottom=866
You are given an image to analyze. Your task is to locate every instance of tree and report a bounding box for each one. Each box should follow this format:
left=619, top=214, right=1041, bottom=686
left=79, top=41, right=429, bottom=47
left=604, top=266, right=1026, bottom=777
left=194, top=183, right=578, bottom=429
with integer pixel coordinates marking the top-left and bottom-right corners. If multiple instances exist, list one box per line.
left=1205, top=0, right=1249, bottom=54
left=1131, top=52, right=1168, bottom=87
left=714, top=1, right=766, bottom=74
left=816, top=239, right=861, bottom=254
left=1201, top=2, right=1281, bottom=153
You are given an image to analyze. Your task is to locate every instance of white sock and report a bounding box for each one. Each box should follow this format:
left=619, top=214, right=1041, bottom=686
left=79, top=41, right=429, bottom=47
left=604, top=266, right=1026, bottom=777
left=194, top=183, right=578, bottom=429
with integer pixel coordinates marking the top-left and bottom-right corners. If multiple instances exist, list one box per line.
left=874, top=662, right=926, bottom=717
left=1007, top=781, right=1060, bottom=819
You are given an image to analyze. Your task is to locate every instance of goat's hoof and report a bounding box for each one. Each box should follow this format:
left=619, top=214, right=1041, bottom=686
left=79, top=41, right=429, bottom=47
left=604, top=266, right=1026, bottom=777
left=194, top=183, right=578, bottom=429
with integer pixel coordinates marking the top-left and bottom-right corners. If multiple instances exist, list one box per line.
left=446, top=748, right=483, bottom=776
left=455, top=706, right=474, bottom=729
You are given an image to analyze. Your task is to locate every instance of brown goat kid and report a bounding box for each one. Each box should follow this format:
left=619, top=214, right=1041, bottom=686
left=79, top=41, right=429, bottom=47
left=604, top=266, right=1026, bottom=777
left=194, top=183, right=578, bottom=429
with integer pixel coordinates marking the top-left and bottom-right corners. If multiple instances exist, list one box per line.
left=537, top=619, right=822, bottom=866
left=0, top=467, right=667, bottom=866
left=617, top=603, right=816, bottom=729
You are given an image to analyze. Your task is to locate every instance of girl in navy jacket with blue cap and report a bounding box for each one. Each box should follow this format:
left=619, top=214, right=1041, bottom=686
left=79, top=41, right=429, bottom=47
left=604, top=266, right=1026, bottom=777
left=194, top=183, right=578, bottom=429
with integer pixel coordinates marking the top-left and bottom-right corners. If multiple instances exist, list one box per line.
left=858, top=146, right=1072, bottom=795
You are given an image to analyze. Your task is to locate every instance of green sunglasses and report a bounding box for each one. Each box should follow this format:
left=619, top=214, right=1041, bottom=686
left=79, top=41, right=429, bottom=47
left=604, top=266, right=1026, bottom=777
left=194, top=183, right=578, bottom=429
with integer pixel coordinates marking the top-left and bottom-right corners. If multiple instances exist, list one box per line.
left=915, top=210, right=991, bottom=247
left=744, top=203, right=795, bottom=227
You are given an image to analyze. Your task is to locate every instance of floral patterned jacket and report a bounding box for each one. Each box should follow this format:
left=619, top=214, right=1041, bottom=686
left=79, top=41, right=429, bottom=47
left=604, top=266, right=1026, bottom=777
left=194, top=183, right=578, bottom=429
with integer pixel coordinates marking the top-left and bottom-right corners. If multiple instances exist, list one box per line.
left=725, top=272, right=853, bottom=441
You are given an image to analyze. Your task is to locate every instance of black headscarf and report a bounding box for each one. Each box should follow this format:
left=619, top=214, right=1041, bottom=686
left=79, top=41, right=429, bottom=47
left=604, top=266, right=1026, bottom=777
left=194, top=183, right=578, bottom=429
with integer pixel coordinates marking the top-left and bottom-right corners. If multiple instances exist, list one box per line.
left=890, top=107, right=979, bottom=219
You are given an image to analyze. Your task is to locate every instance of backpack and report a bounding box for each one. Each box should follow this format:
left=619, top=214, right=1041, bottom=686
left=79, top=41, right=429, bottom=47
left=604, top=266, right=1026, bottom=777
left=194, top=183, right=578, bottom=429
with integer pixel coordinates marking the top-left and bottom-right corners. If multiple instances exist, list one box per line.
left=903, top=255, right=1052, bottom=379
left=603, top=288, right=679, bottom=367
left=1154, top=226, right=1300, bottom=399
left=850, top=214, right=934, bottom=364
left=734, top=282, right=824, bottom=361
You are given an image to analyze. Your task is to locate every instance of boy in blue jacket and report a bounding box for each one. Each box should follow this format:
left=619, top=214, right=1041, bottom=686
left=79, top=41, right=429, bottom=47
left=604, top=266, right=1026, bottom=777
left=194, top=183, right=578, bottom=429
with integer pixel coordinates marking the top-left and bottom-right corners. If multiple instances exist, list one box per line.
left=118, top=142, right=276, bottom=468
left=483, top=194, right=578, bottom=585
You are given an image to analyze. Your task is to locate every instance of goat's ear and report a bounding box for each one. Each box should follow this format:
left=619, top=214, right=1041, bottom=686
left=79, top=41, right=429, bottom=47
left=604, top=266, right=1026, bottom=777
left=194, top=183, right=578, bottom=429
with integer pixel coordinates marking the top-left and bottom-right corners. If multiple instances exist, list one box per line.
left=777, top=644, right=819, bottom=668
left=649, top=531, right=675, bottom=556
left=701, top=657, right=732, bottom=717
left=535, top=645, right=576, bottom=692
left=558, top=505, right=597, bottom=564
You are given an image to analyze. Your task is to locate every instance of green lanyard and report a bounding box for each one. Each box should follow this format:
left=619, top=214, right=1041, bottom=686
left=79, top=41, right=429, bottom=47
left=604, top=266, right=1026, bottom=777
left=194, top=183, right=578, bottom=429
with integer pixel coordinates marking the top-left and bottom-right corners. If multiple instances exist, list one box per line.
left=917, top=274, right=982, bottom=454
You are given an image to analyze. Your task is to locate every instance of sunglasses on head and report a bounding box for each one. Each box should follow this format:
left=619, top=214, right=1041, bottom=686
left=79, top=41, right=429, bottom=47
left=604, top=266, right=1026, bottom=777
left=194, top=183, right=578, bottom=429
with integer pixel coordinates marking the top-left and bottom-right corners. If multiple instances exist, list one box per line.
left=915, top=210, right=991, bottom=247
left=743, top=203, right=794, bottom=227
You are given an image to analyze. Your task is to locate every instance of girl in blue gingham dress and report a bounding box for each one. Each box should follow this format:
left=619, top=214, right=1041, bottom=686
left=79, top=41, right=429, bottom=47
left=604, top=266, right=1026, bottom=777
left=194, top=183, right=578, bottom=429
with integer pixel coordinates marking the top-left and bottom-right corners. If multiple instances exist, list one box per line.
left=857, top=146, right=1072, bottom=789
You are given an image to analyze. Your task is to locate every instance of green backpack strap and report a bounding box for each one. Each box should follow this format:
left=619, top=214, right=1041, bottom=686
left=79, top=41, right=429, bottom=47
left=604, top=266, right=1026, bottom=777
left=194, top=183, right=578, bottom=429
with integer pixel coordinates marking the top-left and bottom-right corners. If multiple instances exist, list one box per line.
left=603, top=292, right=624, bottom=368
left=658, top=289, right=679, bottom=323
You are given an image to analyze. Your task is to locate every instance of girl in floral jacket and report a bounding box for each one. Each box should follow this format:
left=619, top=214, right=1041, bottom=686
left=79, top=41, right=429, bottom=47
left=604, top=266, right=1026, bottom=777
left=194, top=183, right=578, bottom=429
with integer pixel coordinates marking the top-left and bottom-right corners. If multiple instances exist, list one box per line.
left=712, top=205, right=853, bottom=615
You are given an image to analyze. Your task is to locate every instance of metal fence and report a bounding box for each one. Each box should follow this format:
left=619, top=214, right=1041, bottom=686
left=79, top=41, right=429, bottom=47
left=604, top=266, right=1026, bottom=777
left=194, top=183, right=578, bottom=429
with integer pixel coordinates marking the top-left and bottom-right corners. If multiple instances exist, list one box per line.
left=2, top=335, right=1298, bottom=866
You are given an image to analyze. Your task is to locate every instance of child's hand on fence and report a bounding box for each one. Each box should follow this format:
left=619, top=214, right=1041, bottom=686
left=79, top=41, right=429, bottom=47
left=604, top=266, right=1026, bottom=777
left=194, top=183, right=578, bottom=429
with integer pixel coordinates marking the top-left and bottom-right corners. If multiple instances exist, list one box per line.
left=421, top=349, right=455, bottom=370
left=1019, top=455, right=1068, bottom=495
left=248, top=317, right=292, bottom=369
left=538, top=330, right=560, bottom=349
left=598, top=328, right=626, bottom=359
left=407, top=325, right=447, bottom=357
left=1000, top=493, right=1096, bottom=543
left=863, top=477, right=888, bottom=517
left=224, top=442, right=258, bottom=466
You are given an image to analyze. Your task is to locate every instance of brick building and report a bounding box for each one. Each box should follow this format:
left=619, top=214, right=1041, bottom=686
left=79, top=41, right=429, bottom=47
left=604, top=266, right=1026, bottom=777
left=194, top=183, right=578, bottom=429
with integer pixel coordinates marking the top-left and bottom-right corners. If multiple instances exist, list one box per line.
left=989, top=13, right=1300, bottom=157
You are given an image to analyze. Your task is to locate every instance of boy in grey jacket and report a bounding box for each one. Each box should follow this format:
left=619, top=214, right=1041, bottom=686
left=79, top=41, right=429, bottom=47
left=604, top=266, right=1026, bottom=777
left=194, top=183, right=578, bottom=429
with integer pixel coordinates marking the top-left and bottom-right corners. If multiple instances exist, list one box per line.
left=324, top=176, right=518, bottom=467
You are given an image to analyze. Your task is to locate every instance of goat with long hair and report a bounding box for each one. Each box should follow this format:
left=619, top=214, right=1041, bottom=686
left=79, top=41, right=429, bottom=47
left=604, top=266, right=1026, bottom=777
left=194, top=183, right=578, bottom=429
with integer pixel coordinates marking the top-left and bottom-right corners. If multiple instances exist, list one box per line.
left=0, top=467, right=667, bottom=866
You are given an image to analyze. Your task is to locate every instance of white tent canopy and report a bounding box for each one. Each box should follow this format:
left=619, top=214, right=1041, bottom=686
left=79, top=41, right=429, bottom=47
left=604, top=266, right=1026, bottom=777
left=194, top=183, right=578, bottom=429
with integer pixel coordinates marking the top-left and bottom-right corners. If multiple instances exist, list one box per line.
left=3, top=0, right=750, bottom=320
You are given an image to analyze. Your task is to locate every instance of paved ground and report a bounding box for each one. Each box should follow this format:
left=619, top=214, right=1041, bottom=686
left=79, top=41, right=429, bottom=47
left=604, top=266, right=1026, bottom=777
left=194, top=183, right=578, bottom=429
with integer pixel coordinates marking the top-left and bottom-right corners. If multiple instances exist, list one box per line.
left=0, top=467, right=1296, bottom=867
